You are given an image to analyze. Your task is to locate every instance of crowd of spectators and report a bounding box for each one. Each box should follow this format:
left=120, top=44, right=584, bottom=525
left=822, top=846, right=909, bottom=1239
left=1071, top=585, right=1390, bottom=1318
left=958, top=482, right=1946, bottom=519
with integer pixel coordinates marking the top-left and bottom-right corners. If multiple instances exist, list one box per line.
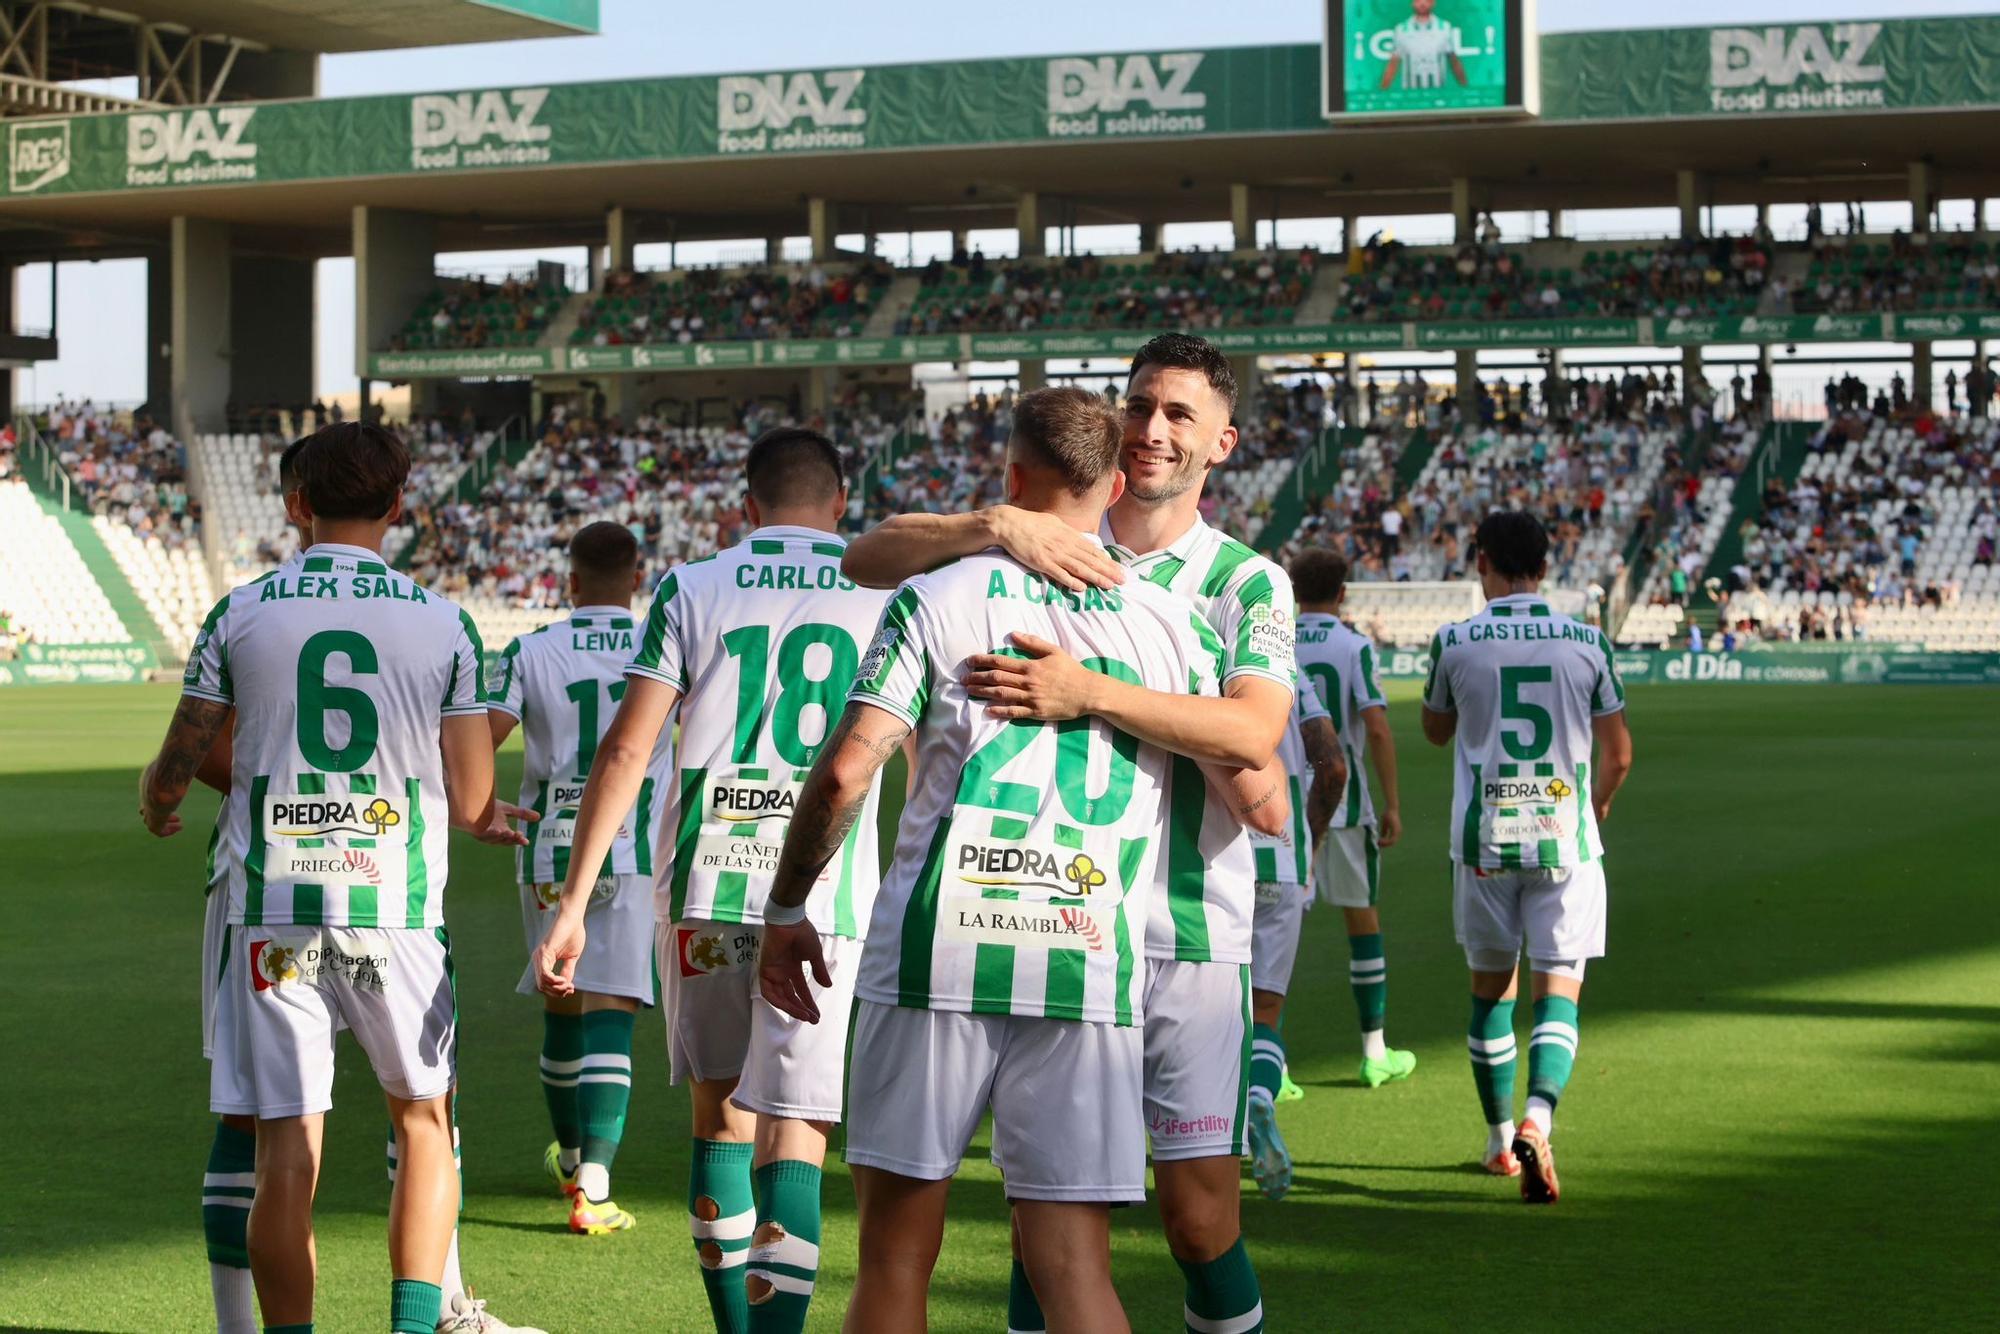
left=899, top=248, right=1313, bottom=336
left=1336, top=224, right=1773, bottom=324
left=575, top=260, right=892, bottom=346
left=1793, top=230, right=2000, bottom=316
left=35, top=400, right=203, bottom=553
left=390, top=272, right=567, bottom=351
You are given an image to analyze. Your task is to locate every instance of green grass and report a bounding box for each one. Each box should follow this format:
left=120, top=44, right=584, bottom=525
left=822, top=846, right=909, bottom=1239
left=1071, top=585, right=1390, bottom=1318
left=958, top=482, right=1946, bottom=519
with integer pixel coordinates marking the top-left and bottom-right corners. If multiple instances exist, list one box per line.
left=2, top=682, right=1995, bottom=1331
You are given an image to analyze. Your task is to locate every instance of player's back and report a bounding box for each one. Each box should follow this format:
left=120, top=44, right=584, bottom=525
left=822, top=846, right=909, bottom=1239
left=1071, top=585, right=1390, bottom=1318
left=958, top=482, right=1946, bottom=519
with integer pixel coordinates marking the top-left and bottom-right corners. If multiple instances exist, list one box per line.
left=1297, top=613, right=1386, bottom=830
left=626, top=526, right=889, bottom=935
left=185, top=543, right=486, bottom=928
left=851, top=548, right=1221, bottom=1025
left=493, top=605, right=674, bottom=885
left=1424, top=593, right=1623, bottom=869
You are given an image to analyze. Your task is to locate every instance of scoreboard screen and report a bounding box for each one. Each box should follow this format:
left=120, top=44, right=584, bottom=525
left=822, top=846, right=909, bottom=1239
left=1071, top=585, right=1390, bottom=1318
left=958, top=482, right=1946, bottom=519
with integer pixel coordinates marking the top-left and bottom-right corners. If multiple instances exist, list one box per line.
left=1323, top=0, right=1537, bottom=119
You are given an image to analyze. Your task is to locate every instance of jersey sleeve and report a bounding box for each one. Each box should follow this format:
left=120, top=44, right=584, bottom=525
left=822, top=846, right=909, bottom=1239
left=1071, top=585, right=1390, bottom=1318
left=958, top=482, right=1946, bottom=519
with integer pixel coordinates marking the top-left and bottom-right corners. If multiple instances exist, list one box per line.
left=181, top=591, right=233, bottom=704
left=1589, top=629, right=1627, bottom=716
left=1355, top=639, right=1389, bottom=712
left=487, top=636, right=527, bottom=720
left=1421, top=628, right=1454, bottom=713
left=627, top=569, right=688, bottom=689
left=442, top=607, right=487, bottom=716
left=1217, top=562, right=1298, bottom=690
left=848, top=581, right=935, bottom=725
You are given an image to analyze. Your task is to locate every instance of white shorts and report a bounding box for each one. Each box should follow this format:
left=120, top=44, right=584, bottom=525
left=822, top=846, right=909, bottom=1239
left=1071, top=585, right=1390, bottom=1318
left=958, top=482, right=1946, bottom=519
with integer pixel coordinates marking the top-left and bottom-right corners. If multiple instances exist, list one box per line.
left=201, top=888, right=227, bottom=1059
left=1314, top=826, right=1381, bottom=908
left=1142, top=959, right=1250, bottom=1162
left=517, top=874, right=657, bottom=1005
left=844, top=1000, right=1145, bottom=1203
left=210, top=926, right=457, bottom=1119
left=657, top=918, right=859, bottom=1123
left=1249, top=881, right=1307, bottom=996
left=1453, top=861, right=1608, bottom=965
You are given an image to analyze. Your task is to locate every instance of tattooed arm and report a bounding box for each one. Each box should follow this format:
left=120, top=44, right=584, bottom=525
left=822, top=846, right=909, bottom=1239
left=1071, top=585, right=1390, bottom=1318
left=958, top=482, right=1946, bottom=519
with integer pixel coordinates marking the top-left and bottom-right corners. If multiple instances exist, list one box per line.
left=758, top=702, right=912, bottom=1023
left=1202, top=752, right=1291, bottom=839
left=1302, top=715, right=1346, bottom=846
left=139, top=695, right=234, bottom=837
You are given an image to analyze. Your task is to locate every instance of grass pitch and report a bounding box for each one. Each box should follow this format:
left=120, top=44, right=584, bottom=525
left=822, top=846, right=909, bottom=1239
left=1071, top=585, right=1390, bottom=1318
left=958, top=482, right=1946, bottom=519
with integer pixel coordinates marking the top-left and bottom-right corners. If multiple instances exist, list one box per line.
left=2, top=682, right=1994, bottom=1332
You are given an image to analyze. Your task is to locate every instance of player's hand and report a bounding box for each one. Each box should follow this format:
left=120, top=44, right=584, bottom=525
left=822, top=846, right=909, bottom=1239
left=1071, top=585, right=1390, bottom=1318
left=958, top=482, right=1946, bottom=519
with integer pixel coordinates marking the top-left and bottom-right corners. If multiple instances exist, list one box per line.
left=964, top=633, right=1096, bottom=721
left=1593, top=793, right=1615, bottom=824
left=987, top=506, right=1125, bottom=592
left=472, top=800, right=539, bottom=846
left=535, top=909, right=585, bottom=997
left=140, top=803, right=182, bottom=838
left=758, top=921, right=832, bottom=1025
left=1377, top=808, right=1402, bottom=848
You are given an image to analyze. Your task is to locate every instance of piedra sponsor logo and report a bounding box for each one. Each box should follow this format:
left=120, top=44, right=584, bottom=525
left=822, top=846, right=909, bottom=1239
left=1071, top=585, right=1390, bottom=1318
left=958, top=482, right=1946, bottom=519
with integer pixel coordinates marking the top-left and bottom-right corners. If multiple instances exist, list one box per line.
left=1046, top=53, right=1206, bottom=138
left=1482, top=776, right=1574, bottom=805
left=125, top=107, right=258, bottom=187
left=8, top=119, right=69, bottom=194
left=957, top=840, right=1107, bottom=899
left=411, top=88, right=552, bottom=170
left=708, top=776, right=799, bottom=825
left=1708, top=23, right=1887, bottom=113
left=717, top=69, right=866, bottom=153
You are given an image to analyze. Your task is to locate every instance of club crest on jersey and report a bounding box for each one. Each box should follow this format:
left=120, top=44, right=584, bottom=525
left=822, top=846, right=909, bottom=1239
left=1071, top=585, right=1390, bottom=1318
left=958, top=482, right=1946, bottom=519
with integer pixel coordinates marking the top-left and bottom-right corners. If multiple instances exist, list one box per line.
left=677, top=926, right=759, bottom=977
left=1245, top=601, right=1295, bottom=663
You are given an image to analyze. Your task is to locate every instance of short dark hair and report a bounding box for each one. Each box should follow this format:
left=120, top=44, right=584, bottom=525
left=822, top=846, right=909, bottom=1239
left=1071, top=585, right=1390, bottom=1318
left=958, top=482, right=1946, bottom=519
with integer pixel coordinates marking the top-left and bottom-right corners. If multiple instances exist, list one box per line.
left=570, top=520, right=639, bottom=582
left=1009, top=386, right=1123, bottom=496
left=1127, top=332, right=1238, bottom=417
left=293, top=422, right=409, bottom=521
left=745, top=427, right=844, bottom=510
left=278, top=438, right=308, bottom=495
left=1289, top=547, right=1349, bottom=604
left=1474, top=510, right=1551, bottom=580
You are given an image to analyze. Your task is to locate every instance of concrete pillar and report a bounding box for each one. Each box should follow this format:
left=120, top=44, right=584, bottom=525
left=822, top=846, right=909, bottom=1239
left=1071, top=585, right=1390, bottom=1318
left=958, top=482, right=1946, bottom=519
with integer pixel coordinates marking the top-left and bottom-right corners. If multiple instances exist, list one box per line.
left=1455, top=349, right=1478, bottom=417
left=0, top=264, right=12, bottom=419
left=1229, top=183, right=1255, bottom=252
left=1451, top=178, right=1474, bottom=242
left=146, top=246, right=172, bottom=417
left=1342, top=215, right=1358, bottom=256
left=171, top=217, right=231, bottom=438
left=230, top=254, right=313, bottom=414
left=1681, top=345, right=1704, bottom=405
left=807, top=366, right=831, bottom=412
left=1758, top=343, right=1775, bottom=419
left=1017, top=361, right=1047, bottom=393
left=1547, top=209, right=1565, bottom=239
left=1677, top=170, right=1702, bottom=239
left=808, top=197, right=835, bottom=262
left=950, top=227, right=969, bottom=258
left=606, top=206, right=638, bottom=275
left=352, top=206, right=438, bottom=375
left=1016, top=192, right=1043, bottom=258
left=1138, top=220, right=1160, bottom=255
left=1337, top=355, right=1359, bottom=427
left=1908, top=161, right=1933, bottom=234
left=1914, top=342, right=1934, bottom=409
left=1228, top=355, right=1258, bottom=420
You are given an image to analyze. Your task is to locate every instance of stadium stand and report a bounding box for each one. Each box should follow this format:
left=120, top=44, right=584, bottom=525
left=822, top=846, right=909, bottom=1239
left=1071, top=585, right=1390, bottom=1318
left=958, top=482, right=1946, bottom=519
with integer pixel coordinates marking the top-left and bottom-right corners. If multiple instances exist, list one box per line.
left=574, top=259, right=893, bottom=345
left=0, top=480, right=132, bottom=645
left=1793, top=231, right=2000, bottom=315
left=897, top=249, right=1315, bottom=335
left=389, top=272, right=567, bottom=351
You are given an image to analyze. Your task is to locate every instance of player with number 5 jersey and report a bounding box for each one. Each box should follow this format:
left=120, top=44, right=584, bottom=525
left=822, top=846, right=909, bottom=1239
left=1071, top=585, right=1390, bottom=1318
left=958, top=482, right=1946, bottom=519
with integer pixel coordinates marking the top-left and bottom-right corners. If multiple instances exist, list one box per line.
left=533, top=427, right=888, bottom=1334
left=1422, top=510, right=1633, bottom=1205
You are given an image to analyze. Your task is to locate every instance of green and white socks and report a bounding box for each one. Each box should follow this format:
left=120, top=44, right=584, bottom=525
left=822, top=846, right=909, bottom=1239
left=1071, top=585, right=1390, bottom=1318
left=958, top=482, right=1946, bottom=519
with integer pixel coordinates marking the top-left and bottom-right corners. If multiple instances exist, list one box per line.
left=1349, top=932, right=1389, bottom=1058
left=201, top=1120, right=257, bottom=1334
left=1178, top=1237, right=1265, bottom=1333
left=1526, top=994, right=1580, bottom=1133
left=1007, top=1257, right=1046, bottom=1334
left=1248, top=1022, right=1285, bottom=1108
left=1468, top=996, right=1519, bottom=1154
left=576, top=1008, right=635, bottom=1202
left=689, top=1139, right=755, bottom=1333
left=747, top=1160, right=823, bottom=1333
left=389, top=1278, right=442, bottom=1334
left=540, top=1009, right=585, bottom=1179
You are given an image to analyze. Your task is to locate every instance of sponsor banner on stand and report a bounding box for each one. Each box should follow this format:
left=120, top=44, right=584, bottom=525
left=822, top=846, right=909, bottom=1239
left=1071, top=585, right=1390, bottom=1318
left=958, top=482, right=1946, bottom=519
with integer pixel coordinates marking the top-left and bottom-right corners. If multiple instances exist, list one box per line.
left=0, top=642, right=158, bottom=686
left=1373, top=645, right=2000, bottom=684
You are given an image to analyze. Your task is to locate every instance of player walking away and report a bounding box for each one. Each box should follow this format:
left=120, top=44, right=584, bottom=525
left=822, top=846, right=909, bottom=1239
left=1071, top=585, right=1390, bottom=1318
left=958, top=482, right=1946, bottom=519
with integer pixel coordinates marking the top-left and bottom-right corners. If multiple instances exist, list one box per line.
left=142, top=422, right=531, bottom=1334
left=1242, top=683, right=1344, bottom=1200
left=1291, top=548, right=1419, bottom=1089
left=534, top=427, right=888, bottom=1334
left=1379, top=0, right=1468, bottom=92
left=757, top=386, right=1276, bottom=1333
left=1420, top=511, right=1633, bottom=1202
left=487, top=522, right=668, bottom=1235
left=844, top=336, right=1295, bottom=1334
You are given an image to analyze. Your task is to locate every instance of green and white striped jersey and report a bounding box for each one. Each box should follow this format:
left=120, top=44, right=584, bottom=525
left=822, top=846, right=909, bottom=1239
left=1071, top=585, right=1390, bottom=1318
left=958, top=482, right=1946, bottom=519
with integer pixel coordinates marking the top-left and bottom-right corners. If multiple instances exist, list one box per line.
left=1100, top=513, right=1297, bottom=964
left=1296, top=612, right=1389, bottom=831
left=182, top=543, right=486, bottom=929
left=489, top=606, right=674, bottom=887
left=1391, top=16, right=1459, bottom=89
left=1422, top=594, right=1626, bottom=870
left=626, top=526, right=889, bottom=938
left=1250, top=683, right=1329, bottom=887
left=851, top=545, right=1223, bottom=1025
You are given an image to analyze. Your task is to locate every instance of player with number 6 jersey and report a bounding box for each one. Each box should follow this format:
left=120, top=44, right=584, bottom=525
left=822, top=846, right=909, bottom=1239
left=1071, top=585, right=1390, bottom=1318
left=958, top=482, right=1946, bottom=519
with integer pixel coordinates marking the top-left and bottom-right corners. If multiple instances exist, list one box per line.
left=488, top=521, right=670, bottom=1235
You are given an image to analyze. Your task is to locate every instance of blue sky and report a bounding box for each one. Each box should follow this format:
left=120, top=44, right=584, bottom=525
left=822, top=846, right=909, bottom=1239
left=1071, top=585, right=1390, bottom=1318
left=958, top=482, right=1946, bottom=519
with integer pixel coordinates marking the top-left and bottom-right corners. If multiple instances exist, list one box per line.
left=13, top=0, right=1997, bottom=408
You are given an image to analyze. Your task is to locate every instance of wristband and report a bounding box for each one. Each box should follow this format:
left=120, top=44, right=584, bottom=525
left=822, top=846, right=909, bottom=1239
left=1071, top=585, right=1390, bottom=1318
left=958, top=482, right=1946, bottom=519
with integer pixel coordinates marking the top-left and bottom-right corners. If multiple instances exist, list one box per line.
left=762, top=899, right=808, bottom=927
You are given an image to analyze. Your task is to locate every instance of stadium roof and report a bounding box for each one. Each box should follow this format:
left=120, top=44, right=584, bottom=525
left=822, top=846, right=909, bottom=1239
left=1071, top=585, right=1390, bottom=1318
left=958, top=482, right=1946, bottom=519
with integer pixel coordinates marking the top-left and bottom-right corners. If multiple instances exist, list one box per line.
left=80, top=0, right=599, bottom=53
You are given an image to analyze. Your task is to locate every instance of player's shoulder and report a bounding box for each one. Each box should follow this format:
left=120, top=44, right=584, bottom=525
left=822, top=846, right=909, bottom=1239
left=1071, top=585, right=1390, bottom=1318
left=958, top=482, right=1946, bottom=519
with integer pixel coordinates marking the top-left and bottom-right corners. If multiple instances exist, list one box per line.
left=1193, top=529, right=1288, bottom=601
